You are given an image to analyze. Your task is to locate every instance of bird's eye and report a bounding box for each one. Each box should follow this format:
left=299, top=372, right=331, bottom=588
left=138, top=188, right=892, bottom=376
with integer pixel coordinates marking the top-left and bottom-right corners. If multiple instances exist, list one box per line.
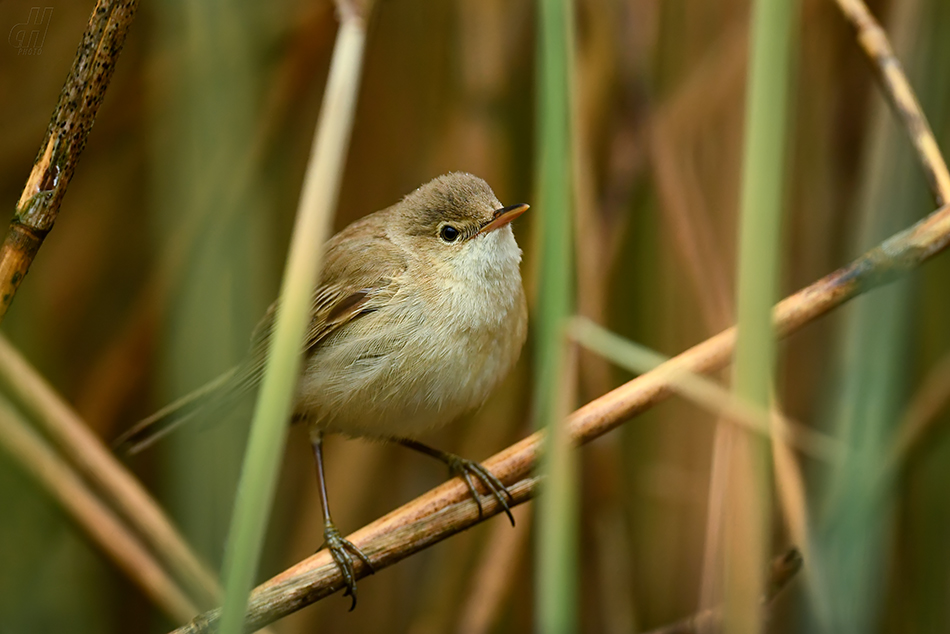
left=439, top=225, right=460, bottom=243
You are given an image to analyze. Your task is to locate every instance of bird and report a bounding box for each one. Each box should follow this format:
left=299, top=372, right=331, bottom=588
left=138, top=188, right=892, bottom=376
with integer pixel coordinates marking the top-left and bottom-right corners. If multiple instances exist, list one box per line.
left=114, top=172, right=529, bottom=609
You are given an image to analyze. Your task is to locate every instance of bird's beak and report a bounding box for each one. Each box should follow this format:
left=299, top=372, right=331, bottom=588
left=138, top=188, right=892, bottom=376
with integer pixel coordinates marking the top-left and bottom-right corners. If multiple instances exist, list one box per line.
left=478, top=203, right=529, bottom=236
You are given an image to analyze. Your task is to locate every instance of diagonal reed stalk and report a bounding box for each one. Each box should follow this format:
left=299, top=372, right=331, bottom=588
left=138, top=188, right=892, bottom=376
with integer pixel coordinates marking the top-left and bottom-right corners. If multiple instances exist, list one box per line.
left=0, top=393, right=197, bottom=623
left=216, top=2, right=374, bottom=633
left=833, top=0, right=950, bottom=207
left=568, top=318, right=841, bottom=462
left=0, top=335, right=221, bottom=608
left=171, top=192, right=950, bottom=632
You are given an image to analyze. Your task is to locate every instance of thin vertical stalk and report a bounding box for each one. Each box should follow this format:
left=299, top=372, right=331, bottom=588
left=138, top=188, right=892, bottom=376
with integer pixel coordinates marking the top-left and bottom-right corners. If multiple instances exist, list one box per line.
left=725, top=0, right=796, bottom=631
left=217, top=5, right=372, bottom=633
left=534, top=0, right=576, bottom=632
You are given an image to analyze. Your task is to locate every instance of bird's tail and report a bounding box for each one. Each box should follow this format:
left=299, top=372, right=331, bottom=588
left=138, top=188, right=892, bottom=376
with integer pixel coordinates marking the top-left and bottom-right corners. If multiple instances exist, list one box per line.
left=113, top=366, right=246, bottom=455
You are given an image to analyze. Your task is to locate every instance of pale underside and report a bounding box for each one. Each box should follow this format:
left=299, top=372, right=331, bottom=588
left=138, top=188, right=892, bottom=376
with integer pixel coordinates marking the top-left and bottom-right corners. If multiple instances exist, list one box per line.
left=249, top=213, right=527, bottom=440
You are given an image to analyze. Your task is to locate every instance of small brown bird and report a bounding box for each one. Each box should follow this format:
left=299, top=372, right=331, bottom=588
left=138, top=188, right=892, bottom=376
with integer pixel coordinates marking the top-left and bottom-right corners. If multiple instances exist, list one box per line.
left=115, top=172, right=529, bottom=608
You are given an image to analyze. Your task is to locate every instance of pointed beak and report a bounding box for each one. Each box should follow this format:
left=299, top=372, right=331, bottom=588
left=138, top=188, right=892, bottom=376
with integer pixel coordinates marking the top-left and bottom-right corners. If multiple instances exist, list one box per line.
left=477, top=203, right=529, bottom=236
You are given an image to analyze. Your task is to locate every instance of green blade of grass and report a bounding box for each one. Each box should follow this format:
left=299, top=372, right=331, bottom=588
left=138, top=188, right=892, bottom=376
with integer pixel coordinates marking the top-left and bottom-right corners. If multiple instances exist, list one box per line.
left=726, top=0, right=797, bottom=631
left=534, top=0, right=576, bottom=632
left=568, top=318, right=842, bottom=462
left=217, top=11, right=370, bottom=634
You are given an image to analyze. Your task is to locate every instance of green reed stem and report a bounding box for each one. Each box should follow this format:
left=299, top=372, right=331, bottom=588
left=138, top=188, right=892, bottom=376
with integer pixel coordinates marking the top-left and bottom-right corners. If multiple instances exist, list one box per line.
left=726, top=0, right=796, bottom=631
left=534, top=0, right=577, bottom=632
left=217, top=12, right=369, bottom=634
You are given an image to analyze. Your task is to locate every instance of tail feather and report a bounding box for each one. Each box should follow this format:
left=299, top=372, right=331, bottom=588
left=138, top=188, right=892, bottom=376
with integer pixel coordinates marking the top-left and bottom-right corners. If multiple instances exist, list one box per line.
left=113, top=367, right=244, bottom=455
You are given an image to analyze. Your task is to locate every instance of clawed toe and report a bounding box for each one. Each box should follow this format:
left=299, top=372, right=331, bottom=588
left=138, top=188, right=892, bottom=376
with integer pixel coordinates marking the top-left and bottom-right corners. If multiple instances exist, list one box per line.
left=394, top=439, right=516, bottom=527
left=447, top=457, right=515, bottom=526
left=322, top=524, right=374, bottom=611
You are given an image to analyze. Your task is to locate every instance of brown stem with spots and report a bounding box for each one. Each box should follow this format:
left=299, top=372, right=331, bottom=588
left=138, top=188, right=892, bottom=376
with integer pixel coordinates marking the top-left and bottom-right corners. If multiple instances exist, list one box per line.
left=0, top=0, right=139, bottom=321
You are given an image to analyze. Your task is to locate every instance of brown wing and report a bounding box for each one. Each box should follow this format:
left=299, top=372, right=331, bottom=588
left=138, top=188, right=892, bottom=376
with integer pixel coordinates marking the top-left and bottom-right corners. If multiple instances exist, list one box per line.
left=238, top=211, right=406, bottom=390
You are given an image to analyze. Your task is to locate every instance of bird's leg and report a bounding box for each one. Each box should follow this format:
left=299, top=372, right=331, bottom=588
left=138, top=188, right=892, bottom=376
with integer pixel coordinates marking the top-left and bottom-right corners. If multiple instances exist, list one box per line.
left=311, top=430, right=374, bottom=610
left=395, top=438, right=515, bottom=526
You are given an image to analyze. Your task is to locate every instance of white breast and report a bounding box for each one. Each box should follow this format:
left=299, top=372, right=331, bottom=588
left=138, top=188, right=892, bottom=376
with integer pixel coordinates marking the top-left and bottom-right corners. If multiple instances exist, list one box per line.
left=296, top=226, right=527, bottom=440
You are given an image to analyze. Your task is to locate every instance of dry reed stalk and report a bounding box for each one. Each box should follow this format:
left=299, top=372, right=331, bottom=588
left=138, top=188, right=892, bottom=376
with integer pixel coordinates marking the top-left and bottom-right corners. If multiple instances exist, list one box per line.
left=0, top=335, right=222, bottom=607
left=0, top=394, right=198, bottom=623
left=768, top=402, right=813, bottom=569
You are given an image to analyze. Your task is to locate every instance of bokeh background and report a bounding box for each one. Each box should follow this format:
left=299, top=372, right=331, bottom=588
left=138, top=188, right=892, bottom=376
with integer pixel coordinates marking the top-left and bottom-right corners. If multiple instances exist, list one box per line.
left=1, top=0, right=950, bottom=632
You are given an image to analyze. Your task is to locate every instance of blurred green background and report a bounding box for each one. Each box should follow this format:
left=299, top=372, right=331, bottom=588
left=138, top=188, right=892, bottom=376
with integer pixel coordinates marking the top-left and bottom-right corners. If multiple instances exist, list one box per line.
left=1, top=0, right=950, bottom=632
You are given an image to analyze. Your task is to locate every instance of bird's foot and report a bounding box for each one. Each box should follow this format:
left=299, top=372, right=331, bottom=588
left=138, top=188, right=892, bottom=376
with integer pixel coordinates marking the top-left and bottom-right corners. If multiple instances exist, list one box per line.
left=444, top=454, right=515, bottom=526
left=320, top=523, right=374, bottom=611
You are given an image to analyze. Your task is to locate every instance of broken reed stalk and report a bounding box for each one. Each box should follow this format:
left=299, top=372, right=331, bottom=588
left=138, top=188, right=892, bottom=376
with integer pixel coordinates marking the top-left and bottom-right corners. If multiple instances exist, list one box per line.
left=0, top=0, right=139, bottom=323
left=171, top=197, right=950, bottom=633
